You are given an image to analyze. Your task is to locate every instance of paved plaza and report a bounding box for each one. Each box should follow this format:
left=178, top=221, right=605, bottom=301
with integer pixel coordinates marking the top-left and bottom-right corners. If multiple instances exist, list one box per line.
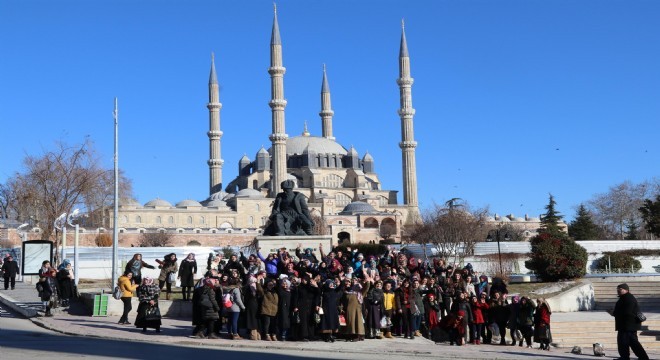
left=1, top=281, right=658, bottom=359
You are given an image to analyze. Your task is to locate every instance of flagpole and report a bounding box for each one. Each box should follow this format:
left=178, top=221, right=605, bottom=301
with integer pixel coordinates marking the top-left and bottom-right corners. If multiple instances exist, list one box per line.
left=111, top=97, right=119, bottom=290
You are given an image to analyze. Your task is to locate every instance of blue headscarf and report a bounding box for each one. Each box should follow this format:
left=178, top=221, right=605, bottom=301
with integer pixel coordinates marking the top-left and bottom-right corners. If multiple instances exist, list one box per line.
left=58, top=259, right=71, bottom=271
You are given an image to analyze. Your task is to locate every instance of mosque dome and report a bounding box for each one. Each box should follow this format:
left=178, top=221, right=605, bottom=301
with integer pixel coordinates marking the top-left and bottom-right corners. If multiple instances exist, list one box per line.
left=269, top=136, right=348, bottom=156
left=340, top=201, right=378, bottom=215
left=206, top=199, right=228, bottom=208
left=176, top=199, right=202, bottom=208
left=144, top=198, right=172, bottom=207
left=119, top=198, right=141, bottom=207
left=235, top=188, right=265, bottom=198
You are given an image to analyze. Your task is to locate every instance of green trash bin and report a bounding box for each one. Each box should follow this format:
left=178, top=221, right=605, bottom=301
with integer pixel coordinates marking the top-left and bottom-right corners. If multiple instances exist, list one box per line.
left=92, top=293, right=109, bottom=317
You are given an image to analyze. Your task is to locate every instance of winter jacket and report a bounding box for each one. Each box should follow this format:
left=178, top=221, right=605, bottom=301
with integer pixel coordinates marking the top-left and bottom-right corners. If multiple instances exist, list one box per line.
left=613, top=292, right=642, bottom=331
left=118, top=275, right=137, bottom=298
left=226, top=286, right=245, bottom=312
left=257, top=282, right=279, bottom=316
left=471, top=300, right=490, bottom=324
left=200, top=287, right=220, bottom=320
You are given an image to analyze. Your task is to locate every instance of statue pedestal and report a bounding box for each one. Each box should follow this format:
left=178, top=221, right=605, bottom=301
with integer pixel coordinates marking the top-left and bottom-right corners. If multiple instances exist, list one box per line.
left=255, top=235, right=333, bottom=259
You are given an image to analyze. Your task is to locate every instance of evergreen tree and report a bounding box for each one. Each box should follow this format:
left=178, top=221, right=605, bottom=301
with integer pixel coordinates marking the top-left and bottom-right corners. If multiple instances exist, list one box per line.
left=640, top=195, right=660, bottom=237
left=569, top=204, right=600, bottom=240
left=624, top=216, right=640, bottom=240
left=539, top=193, right=564, bottom=236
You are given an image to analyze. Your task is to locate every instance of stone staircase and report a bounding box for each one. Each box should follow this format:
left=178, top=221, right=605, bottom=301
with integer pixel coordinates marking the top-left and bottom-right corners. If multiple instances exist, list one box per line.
left=591, top=279, right=660, bottom=311
left=551, top=317, right=660, bottom=351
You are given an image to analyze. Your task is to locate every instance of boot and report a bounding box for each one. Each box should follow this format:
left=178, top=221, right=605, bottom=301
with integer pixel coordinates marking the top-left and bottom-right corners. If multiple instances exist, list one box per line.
left=270, top=334, right=278, bottom=341
left=376, top=330, right=383, bottom=339
left=384, top=331, right=393, bottom=339
left=232, top=334, right=241, bottom=340
left=264, top=332, right=271, bottom=341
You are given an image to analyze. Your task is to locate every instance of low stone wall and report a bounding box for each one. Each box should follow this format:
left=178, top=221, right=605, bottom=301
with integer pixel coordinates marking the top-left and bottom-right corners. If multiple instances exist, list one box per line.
left=546, top=281, right=594, bottom=312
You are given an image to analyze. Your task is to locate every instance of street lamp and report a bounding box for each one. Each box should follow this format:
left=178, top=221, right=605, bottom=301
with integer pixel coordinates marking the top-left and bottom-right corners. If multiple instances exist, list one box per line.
left=67, top=209, right=84, bottom=286
left=486, top=229, right=510, bottom=276
left=54, top=212, right=67, bottom=265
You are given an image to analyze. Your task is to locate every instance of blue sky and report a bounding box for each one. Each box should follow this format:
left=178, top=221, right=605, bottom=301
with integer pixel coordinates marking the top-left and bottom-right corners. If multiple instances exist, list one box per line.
left=1, top=0, right=658, bottom=221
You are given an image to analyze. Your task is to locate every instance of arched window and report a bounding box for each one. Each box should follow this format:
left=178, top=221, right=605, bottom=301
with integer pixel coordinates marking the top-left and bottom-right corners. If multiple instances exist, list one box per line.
left=135, top=216, right=142, bottom=223
left=168, top=216, right=174, bottom=224
left=121, top=215, right=128, bottom=223
left=248, top=216, right=254, bottom=225
left=200, top=216, right=205, bottom=225
left=335, top=193, right=351, bottom=207
left=187, top=216, right=193, bottom=224
left=156, top=216, right=162, bottom=224
left=256, top=204, right=260, bottom=212
left=364, top=217, right=379, bottom=228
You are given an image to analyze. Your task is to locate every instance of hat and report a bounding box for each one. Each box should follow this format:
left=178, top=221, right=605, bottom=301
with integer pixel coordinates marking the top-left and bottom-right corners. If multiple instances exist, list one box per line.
left=617, top=283, right=629, bottom=291
left=357, top=253, right=364, bottom=259
left=457, top=310, right=465, bottom=317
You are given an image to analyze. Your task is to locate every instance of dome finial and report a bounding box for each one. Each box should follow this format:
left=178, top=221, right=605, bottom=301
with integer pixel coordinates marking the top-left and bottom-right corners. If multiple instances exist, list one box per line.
left=402, top=18, right=405, bottom=30
left=274, top=2, right=277, bottom=14
left=302, top=121, right=310, bottom=136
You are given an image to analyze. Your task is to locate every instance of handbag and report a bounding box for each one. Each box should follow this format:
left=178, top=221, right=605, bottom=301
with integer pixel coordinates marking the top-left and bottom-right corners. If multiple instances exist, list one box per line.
left=144, top=306, right=161, bottom=321
left=294, top=311, right=301, bottom=324
left=113, top=286, right=123, bottom=300
left=167, top=272, right=176, bottom=284
left=380, top=315, right=388, bottom=328
left=313, top=312, right=321, bottom=324
left=636, top=311, right=647, bottom=323
left=539, top=325, right=550, bottom=340
left=339, top=314, right=346, bottom=326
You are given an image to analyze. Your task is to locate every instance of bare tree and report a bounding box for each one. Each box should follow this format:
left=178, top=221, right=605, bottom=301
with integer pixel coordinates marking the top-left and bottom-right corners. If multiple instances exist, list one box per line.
left=587, top=179, right=660, bottom=239
left=379, top=222, right=396, bottom=241
left=138, top=231, right=172, bottom=247
left=410, top=202, right=489, bottom=262
left=311, top=214, right=329, bottom=235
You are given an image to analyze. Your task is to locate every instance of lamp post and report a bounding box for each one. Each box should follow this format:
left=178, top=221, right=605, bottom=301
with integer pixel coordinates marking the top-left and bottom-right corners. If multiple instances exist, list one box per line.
left=486, top=228, right=510, bottom=276
left=54, top=213, right=67, bottom=265
left=67, top=209, right=83, bottom=286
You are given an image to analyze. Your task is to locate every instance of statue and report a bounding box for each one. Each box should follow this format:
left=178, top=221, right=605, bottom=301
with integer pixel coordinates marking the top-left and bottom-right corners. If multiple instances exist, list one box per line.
left=264, top=180, right=314, bottom=236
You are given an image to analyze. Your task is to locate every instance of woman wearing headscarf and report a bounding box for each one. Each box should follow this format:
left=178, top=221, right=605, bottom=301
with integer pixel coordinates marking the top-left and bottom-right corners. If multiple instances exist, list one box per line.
left=507, top=295, right=521, bottom=346
left=319, top=278, right=342, bottom=342
left=533, top=298, right=552, bottom=350
left=36, top=268, right=57, bottom=317
left=292, top=274, right=320, bottom=341
left=243, top=275, right=261, bottom=340
left=489, top=291, right=510, bottom=345
left=516, top=296, right=536, bottom=347
left=178, top=253, right=197, bottom=301
left=56, top=259, right=75, bottom=306
left=134, top=277, right=161, bottom=333
left=156, top=253, right=178, bottom=300
left=342, top=274, right=371, bottom=342
left=365, top=279, right=385, bottom=339
left=257, top=278, right=279, bottom=341
left=224, top=278, right=245, bottom=340
left=475, top=275, right=490, bottom=299
left=125, top=253, right=155, bottom=286
left=276, top=277, right=293, bottom=341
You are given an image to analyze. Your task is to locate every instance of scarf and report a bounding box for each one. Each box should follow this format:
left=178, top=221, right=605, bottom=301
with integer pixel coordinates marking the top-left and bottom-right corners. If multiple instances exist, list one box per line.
left=131, top=259, right=141, bottom=275
left=185, top=253, right=196, bottom=262
left=427, top=301, right=439, bottom=329
left=58, top=259, right=71, bottom=271
left=248, top=276, right=257, bottom=296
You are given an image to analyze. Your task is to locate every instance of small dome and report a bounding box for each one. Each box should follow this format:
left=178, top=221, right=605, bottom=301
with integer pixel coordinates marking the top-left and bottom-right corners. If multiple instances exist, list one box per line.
left=362, top=152, right=374, bottom=161
left=340, top=201, right=377, bottom=215
left=348, top=146, right=358, bottom=155
left=515, top=217, right=526, bottom=222
left=527, top=217, right=540, bottom=222
left=240, top=154, right=250, bottom=163
left=144, top=198, right=172, bottom=207
left=176, top=199, right=202, bottom=208
left=235, top=188, right=265, bottom=198
left=486, top=216, right=495, bottom=221
left=499, top=217, right=511, bottom=222
left=206, top=199, right=228, bottom=208
left=257, top=147, right=269, bottom=155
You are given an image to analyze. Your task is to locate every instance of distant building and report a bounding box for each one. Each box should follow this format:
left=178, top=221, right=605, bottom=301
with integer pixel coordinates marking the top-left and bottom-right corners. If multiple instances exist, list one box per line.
left=485, top=213, right=568, bottom=241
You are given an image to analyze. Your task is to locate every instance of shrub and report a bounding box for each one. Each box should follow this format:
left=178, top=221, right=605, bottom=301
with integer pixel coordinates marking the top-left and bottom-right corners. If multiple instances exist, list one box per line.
left=525, top=232, right=588, bottom=281
left=95, top=233, right=113, bottom=247
left=138, top=232, right=172, bottom=247
left=616, top=248, right=660, bottom=257
left=187, top=240, right=201, bottom=246
left=595, top=252, right=642, bottom=272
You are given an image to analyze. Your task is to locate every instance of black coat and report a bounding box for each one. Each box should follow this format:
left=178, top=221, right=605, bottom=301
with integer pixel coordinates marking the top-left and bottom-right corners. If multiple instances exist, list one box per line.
left=178, top=260, right=197, bottom=287
left=319, top=285, right=342, bottom=332
left=57, top=269, right=75, bottom=300
left=2, top=260, right=19, bottom=278
left=200, top=287, right=220, bottom=321
left=613, top=292, right=642, bottom=331
left=191, top=286, right=205, bottom=326
left=277, top=287, right=292, bottom=330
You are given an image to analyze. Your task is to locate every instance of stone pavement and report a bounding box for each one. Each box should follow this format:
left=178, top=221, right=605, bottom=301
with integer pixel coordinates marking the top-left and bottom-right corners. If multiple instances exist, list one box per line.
left=1, top=281, right=659, bottom=360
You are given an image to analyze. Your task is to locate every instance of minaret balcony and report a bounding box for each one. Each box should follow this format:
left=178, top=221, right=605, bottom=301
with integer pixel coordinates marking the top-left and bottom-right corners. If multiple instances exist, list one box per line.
left=207, top=130, right=223, bottom=139
left=207, top=159, right=225, bottom=166
left=269, top=133, right=289, bottom=143
left=397, top=108, right=416, bottom=117
left=396, top=78, right=414, bottom=86
left=399, top=141, right=418, bottom=149
left=269, top=99, right=288, bottom=109
left=268, top=66, right=286, bottom=75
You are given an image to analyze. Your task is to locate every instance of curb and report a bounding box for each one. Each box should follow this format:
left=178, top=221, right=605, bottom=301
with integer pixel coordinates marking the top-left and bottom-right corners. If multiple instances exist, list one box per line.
left=0, top=291, right=38, bottom=318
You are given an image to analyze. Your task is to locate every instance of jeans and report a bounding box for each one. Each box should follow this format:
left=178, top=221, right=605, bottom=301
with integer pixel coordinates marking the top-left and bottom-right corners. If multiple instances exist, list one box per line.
left=411, top=314, right=422, bottom=333
left=227, top=311, right=240, bottom=335
left=617, top=330, right=649, bottom=360
left=158, top=280, right=172, bottom=294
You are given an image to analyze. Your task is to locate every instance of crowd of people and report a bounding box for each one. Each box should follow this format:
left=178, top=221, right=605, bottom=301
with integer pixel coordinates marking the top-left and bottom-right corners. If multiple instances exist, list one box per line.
left=34, top=259, right=77, bottom=316
left=112, top=244, right=555, bottom=349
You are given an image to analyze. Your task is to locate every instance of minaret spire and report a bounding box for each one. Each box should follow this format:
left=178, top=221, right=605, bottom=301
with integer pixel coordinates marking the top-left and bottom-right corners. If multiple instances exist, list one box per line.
left=268, top=5, right=288, bottom=196
left=320, top=64, right=335, bottom=140
left=207, top=52, right=224, bottom=195
left=397, top=21, right=418, bottom=207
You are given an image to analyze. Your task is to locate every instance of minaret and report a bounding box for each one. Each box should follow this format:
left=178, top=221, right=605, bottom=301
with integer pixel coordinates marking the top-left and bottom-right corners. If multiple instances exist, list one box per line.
left=207, top=52, right=224, bottom=195
left=268, top=4, right=288, bottom=196
left=319, top=64, right=334, bottom=140
left=397, top=20, right=418, bottom=207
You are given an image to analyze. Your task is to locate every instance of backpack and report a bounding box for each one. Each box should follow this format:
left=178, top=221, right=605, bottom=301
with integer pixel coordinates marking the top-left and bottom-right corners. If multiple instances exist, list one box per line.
left=113, top=286, right=122, bottom=300
left=223, top=292, right=233, bottom=308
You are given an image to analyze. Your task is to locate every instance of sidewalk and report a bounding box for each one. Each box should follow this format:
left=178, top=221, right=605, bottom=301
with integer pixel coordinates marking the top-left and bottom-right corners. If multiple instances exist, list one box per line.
left=1, top=281, right=658, bottom=359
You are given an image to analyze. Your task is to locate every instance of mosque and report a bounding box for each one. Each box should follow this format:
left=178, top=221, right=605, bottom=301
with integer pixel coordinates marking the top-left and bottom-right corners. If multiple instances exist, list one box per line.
left=110, top=9, right=421, bottom=246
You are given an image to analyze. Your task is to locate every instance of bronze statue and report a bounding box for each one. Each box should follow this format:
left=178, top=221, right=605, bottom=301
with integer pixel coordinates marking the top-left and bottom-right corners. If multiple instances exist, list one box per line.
left=264, top=180, right=314, bottom=236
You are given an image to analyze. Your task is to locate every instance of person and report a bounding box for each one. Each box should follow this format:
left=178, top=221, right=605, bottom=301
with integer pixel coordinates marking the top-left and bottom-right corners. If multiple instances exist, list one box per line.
left=517, top=296, right=536, bottom=348
left=257, top=278, right=279, bottom=341
left=156, top=253, right=178, bottom=300
left=264, top=179, right=314, bottom=236
left=489, top=291, right=510, bottom=345
left=533, top=298, right=552, bottom=350
left=125, top=254, right=155, bottom=286
left=134, top=277, right=161, bottom=333
left=117, top=271, right=138, bottom=324
left=1, top=254, right=19, bottom=290
left=470, top=295, right=489, bottom=344
left=243, top=275, right=261, bottom=340
left=178, top=253, right=197, bottom=301
left=365, top=279, right=384, bottom=339
left=292, top=274, right=320, bottom=341
left=276, top=277, right=293, bottom=341
left=224, top=278, right=245, bottom=340
left=194, top=278, right=221, bottom=339
left=343, top=274, right=371, bottom=342
left=36, top=271, right=57, bottom=316
left=608, top=283, right=649, bottom=360
left=56, top=259, right=75, bottom=306
left=319, top=278, right=342, bottom=342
